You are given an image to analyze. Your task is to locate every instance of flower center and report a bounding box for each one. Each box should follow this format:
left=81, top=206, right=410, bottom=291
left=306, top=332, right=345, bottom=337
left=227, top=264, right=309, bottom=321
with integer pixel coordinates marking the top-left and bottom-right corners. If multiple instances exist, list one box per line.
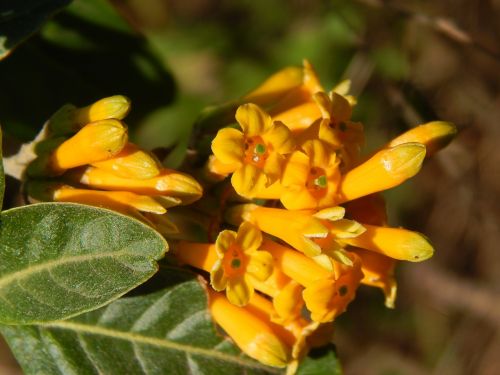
left=306, top=167, right=328, bottom=198
left=223, top=244, right=246, bottom=277
left=244, top=136, right=269, bottom=168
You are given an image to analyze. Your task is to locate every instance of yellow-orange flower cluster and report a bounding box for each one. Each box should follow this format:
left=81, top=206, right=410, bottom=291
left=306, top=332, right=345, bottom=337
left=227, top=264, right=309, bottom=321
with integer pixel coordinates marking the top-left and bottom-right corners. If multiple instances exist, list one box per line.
left=23, top=61, right=456, bottom=373
left=188, top=60, right=454, bottom=370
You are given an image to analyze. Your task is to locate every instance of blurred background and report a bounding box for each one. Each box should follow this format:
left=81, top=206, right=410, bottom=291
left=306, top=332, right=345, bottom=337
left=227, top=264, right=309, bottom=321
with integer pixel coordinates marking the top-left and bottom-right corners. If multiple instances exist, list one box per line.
left=1, top=0, right=499, bottom=374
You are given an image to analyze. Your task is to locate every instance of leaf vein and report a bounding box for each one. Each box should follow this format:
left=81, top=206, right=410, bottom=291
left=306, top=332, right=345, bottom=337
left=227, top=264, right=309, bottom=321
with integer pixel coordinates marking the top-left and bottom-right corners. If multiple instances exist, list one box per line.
left=43, top=321, right=273, bottom=371
left=0, top=249, right=144, bottom=290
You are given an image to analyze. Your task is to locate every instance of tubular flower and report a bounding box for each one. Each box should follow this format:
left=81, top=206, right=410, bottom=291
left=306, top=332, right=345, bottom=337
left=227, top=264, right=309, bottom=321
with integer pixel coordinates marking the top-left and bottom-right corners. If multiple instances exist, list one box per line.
left=344, top=194, right=397, bottom=307
left=73, top=166, right=203, bottom=205
left=91, top=143, right=162, bottom=180
left=336, top=142, right=426, bottom=204
left=263, top=240, right=363, bottom=323
left=264, top=60, right=324, bottom=132
left=175, top=222, right=273, bottom=306
left=48, top=95, right=131, bottom=135
left=302, top=250, right=363, bottom=323
left=296, top=91, right=364, bottom=171
left=28, top=119, right=128, bottom=177
left=24, top=95, right=201, bottom=241
left=249, top=265, right=305, bottom=325
left=211, top=103, right=295, bottom=198
left=227, top=204, right=364, bottom=270
left=208, top=289, right=333, bottom=373
left=281, top=139, right=341, bottom=210
left=386, top=121, right=457, bottom=157
left=349, top=247, right=397, bottom=308
left=208, top=289, right=292, bottom=368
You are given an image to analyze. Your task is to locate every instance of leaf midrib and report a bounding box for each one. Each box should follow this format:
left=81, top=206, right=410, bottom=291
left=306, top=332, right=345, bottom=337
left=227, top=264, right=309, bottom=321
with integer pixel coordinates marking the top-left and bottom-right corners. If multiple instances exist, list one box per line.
left=42, top=320, right=278, bottom=372
left=0, top=249, right=148, bottom=289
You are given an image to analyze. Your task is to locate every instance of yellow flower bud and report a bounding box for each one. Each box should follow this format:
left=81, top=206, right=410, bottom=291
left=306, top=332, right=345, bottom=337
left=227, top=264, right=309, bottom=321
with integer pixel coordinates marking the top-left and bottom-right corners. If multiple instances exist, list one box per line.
left=91, top=143, right=162, bottom=180
left=387, top=121, right=457, bottom=157
left=52, top=120, right=128, bottom=172
left=49, top=96, right=131, bottom=135
left=343, top=224, right=434, bottom=262
left=74, top=95, right=131, bottom=125
left=76, top=166, right=203, bottom=205
left=337, top=143, right=426, bottom=203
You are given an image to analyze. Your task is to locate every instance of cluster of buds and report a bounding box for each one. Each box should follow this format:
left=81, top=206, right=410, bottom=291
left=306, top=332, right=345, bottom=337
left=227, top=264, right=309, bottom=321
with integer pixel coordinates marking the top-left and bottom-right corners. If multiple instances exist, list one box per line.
left=22, top=61, right=456, bottom=374
left=25, top=95, right=203, bottom=234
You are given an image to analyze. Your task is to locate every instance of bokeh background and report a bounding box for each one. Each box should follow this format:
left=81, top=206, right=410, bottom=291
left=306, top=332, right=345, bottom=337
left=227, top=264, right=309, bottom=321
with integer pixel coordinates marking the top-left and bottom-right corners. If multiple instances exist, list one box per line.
left=1, top=0, right=499, bottom=374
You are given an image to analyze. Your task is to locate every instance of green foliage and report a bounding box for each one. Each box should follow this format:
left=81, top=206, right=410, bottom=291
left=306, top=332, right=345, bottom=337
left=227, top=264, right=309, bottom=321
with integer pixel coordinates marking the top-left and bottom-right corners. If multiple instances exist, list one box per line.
left=0, top=0, right=71, bottom=60
left=0, top=203, right=167, bottom=324
left=296, top=345, right=342, bottom=375
left=1, top=270, right=277, bottom=375
left=0, top=126, right=4, bottom=209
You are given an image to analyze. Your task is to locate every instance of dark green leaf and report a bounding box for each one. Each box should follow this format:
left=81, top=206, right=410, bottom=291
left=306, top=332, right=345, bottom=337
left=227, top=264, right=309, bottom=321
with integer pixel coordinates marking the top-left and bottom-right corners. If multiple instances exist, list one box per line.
left=0, top=0, right=71, bottom=60
left=1, top=268, right=277, bottom=374
left=0, top=202, right=167, bottom=324
left=296, top=345, right=342, bottom=375
left=0, top=126, right=4, bottom=209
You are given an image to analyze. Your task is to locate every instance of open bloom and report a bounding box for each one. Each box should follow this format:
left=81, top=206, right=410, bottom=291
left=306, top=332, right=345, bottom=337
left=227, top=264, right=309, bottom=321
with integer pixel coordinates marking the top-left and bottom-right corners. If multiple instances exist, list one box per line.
left=263, top=240, right=363, bottom=323
left=297, top=91, right=364, bottom=171
left=211, top=103, right=295, bottom=198
left=176, top=222, right=273, bottom=306
left=281, top=139, right=341, bottom=210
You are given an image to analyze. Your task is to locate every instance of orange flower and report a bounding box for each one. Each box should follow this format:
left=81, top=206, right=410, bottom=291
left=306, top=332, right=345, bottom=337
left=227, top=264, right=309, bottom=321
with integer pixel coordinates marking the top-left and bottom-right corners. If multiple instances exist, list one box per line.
left=176, top=222, right=273, bottom=306
left=211, top=103, right=295, bottom=198
left=281, top=140, right=341, bottom=210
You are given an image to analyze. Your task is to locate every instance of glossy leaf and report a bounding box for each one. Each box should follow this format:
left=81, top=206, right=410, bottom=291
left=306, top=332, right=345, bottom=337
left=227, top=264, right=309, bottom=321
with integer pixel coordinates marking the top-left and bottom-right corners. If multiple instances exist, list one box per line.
left=0, top=202, right=167, bottom=324
left=0, top=0, right=71, bottom=60
left=1, top=268, right=277, bottom=374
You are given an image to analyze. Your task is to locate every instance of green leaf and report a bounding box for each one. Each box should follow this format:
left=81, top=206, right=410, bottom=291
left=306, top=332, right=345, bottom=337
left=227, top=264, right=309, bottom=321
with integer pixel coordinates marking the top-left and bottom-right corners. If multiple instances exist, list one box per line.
left=0, top=126, right=4, bottom=209
left=0, top=202, right=167, bottom=324
left=1, top=268, right=277, bottom=374
left=0, top=0, right=72, bottom=60
left=296, top=345, right=342, bottom=375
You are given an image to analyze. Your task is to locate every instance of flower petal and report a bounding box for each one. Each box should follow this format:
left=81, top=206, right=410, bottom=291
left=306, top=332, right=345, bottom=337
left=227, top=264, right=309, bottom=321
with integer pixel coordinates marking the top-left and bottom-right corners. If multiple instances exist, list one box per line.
left=302, top=139, right=329, bottom=168
left=231, top=163, right=268, bottom=198
left=263, top=152, right=283, bottom=186
left=236, top=221, right=262, bottom=253
left=281, top=150, right=309, bottom=187
left=215, top=230, right=237, bottom=257
left=247, top=250, right=273, bottom=281
left=235, top=103, right=271, bottom=136
left=211, top=128, right=245, bottom=166
left=226, top=275, right=254, bottom=306
left=210, top=260, right=228, bottom=290
left=262, top=121, right=295, bottom=154
left=272, top=280, right=304, bottom=324
left=329, top=91, right=352, bottom=122
left=280, top=187, right=317, bottom=210
left=313, top=92, right=332, bottom=120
